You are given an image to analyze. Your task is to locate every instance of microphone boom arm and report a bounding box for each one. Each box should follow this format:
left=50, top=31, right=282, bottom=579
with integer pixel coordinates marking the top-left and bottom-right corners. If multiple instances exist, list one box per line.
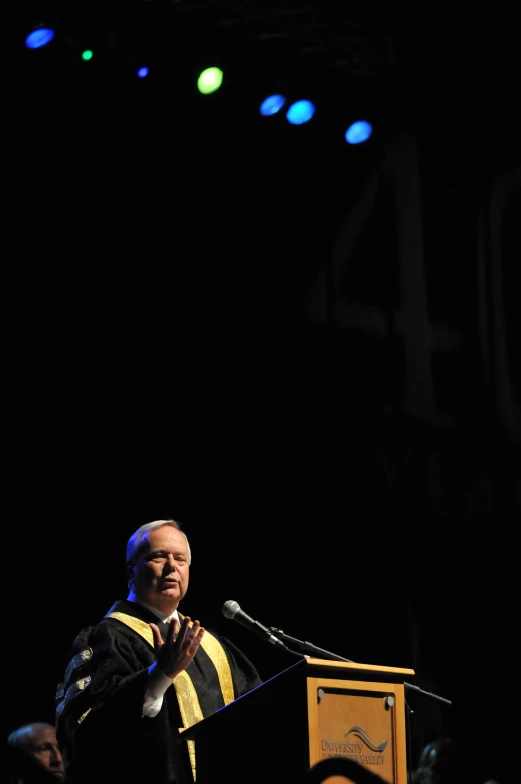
left=269, top=631, right=451, bottom=704
left=269, top=628, right=354, bottom=663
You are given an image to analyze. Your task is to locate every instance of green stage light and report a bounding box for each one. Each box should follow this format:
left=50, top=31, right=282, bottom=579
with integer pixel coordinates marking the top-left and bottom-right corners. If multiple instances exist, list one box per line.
left=81, top=50, right=93, bottom=61
left=197, top=67, right=223, bottom=95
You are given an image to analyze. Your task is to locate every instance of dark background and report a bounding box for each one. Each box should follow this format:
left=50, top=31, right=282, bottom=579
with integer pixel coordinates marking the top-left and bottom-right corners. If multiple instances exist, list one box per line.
left=4, top=2, right=521, bottom=783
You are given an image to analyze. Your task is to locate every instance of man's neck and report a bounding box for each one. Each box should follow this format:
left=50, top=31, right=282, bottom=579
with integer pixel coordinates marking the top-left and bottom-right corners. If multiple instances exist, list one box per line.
left=127, top=589, right=178, bottom=622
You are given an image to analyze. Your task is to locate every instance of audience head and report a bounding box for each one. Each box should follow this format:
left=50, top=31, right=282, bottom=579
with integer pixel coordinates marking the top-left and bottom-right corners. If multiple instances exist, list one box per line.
left=7, top=722, right=65, bottom=782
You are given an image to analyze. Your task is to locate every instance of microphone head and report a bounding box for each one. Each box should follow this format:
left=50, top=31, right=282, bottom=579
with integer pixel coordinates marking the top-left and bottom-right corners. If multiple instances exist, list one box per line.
left=222, top=600, right=240, bottom=619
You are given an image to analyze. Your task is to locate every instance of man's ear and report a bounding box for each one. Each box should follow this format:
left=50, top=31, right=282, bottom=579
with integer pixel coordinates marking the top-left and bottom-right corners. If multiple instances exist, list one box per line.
left=126, top=562, right=135, bottom=583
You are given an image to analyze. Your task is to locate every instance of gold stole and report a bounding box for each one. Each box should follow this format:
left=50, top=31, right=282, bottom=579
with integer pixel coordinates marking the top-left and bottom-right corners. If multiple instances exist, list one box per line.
left=106, top=611, right=235, bottom=781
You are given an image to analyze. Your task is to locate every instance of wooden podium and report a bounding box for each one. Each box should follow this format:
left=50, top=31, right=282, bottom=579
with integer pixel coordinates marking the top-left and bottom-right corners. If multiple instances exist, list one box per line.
left=181, top=656, right=415, bottom=784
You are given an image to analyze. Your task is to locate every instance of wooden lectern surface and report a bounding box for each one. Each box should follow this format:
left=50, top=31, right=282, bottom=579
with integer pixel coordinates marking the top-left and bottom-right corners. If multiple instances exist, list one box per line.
left=304, top=658, right=415, bottom=677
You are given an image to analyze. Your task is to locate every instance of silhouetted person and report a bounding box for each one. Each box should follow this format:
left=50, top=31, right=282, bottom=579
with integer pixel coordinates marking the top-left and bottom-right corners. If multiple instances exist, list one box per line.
left=411, top=737, right=470, bottom=784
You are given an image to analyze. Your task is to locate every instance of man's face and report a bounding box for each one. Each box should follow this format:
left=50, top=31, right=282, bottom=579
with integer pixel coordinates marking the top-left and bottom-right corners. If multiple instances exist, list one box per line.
left=27, top=725, right=65, bottom=779
left=130, top=525, right=190, bottom=614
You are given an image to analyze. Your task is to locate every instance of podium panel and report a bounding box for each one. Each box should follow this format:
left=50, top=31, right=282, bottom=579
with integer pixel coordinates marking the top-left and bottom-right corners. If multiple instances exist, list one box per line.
left=307, top=676, right=407, bottom=784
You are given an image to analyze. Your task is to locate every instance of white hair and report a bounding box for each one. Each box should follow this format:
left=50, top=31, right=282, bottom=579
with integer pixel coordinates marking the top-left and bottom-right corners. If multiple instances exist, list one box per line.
left=126, top=519, right=192, bottom=565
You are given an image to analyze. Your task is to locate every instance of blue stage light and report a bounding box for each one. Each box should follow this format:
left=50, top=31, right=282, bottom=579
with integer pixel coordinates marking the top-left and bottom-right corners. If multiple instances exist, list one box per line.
left=137, top=67, right=149, bottom=78
left=259, top=95, right=286, bottom=116
left=25, top=28, right=55, bottom=49
left=286, top=100, right=315, bottom=125
left=345, top=121, right=373, bottom=145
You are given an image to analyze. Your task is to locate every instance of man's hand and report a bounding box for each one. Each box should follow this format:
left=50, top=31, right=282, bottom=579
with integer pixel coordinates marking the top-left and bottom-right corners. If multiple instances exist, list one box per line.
left=150, top=616, right=205, bottom=680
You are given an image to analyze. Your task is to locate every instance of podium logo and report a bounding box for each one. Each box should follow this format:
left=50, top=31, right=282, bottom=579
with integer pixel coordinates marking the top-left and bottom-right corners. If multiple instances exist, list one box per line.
left=345, top=726, right=388, bottom=753
left=321, top=726, right=388, bottom=765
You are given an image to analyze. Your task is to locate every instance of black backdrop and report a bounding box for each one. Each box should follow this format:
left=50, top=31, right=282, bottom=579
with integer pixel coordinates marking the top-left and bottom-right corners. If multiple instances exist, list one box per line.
left=4, top=4, right=521, bottom=784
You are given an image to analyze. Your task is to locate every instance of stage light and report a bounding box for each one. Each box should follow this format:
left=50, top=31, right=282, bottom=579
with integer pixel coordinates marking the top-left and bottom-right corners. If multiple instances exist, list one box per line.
left=259, top=95, right=286, bottom=116
left=286, top=100, right=315, bottom=126
left=197, top=67, right=223, bottom=95
left=137, top=67, right=149, bottom=78
left=25, top=27, right=55, bottom=49
left=345, top=120, right=373, bottom=145
left=81, top=50, right=93, bottom=61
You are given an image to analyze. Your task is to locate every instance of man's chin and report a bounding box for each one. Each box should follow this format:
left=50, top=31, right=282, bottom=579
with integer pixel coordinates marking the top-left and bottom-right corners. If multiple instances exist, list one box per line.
left=161, top=583, right=184, bottom=597
left=161, top=588, right=180, bottom=598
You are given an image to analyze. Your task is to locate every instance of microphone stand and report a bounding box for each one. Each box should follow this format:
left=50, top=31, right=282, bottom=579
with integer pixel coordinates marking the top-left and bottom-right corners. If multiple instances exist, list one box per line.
left=270, top=628, right=452, bottom=706
left=269, top=627, right=354, bottom=663
left=403, top=682, right=452, bottom=705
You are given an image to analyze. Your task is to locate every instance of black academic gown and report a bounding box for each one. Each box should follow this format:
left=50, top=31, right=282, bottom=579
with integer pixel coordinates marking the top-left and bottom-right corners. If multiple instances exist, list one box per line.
left=55, top=600, right=262, bottom=784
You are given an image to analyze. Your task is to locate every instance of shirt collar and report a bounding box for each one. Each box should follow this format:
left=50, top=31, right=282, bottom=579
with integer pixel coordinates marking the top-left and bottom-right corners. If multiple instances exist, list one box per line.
left=127, top=590, right=180, bottom=624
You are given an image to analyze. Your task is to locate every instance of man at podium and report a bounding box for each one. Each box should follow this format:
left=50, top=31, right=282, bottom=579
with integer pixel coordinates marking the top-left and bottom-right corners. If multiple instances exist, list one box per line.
left=55, top=519, right=262, bottom=784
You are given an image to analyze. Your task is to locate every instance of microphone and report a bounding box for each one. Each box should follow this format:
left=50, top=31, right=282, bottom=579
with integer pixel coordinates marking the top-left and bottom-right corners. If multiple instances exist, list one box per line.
left=222, top=600, right=288, bottom=649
